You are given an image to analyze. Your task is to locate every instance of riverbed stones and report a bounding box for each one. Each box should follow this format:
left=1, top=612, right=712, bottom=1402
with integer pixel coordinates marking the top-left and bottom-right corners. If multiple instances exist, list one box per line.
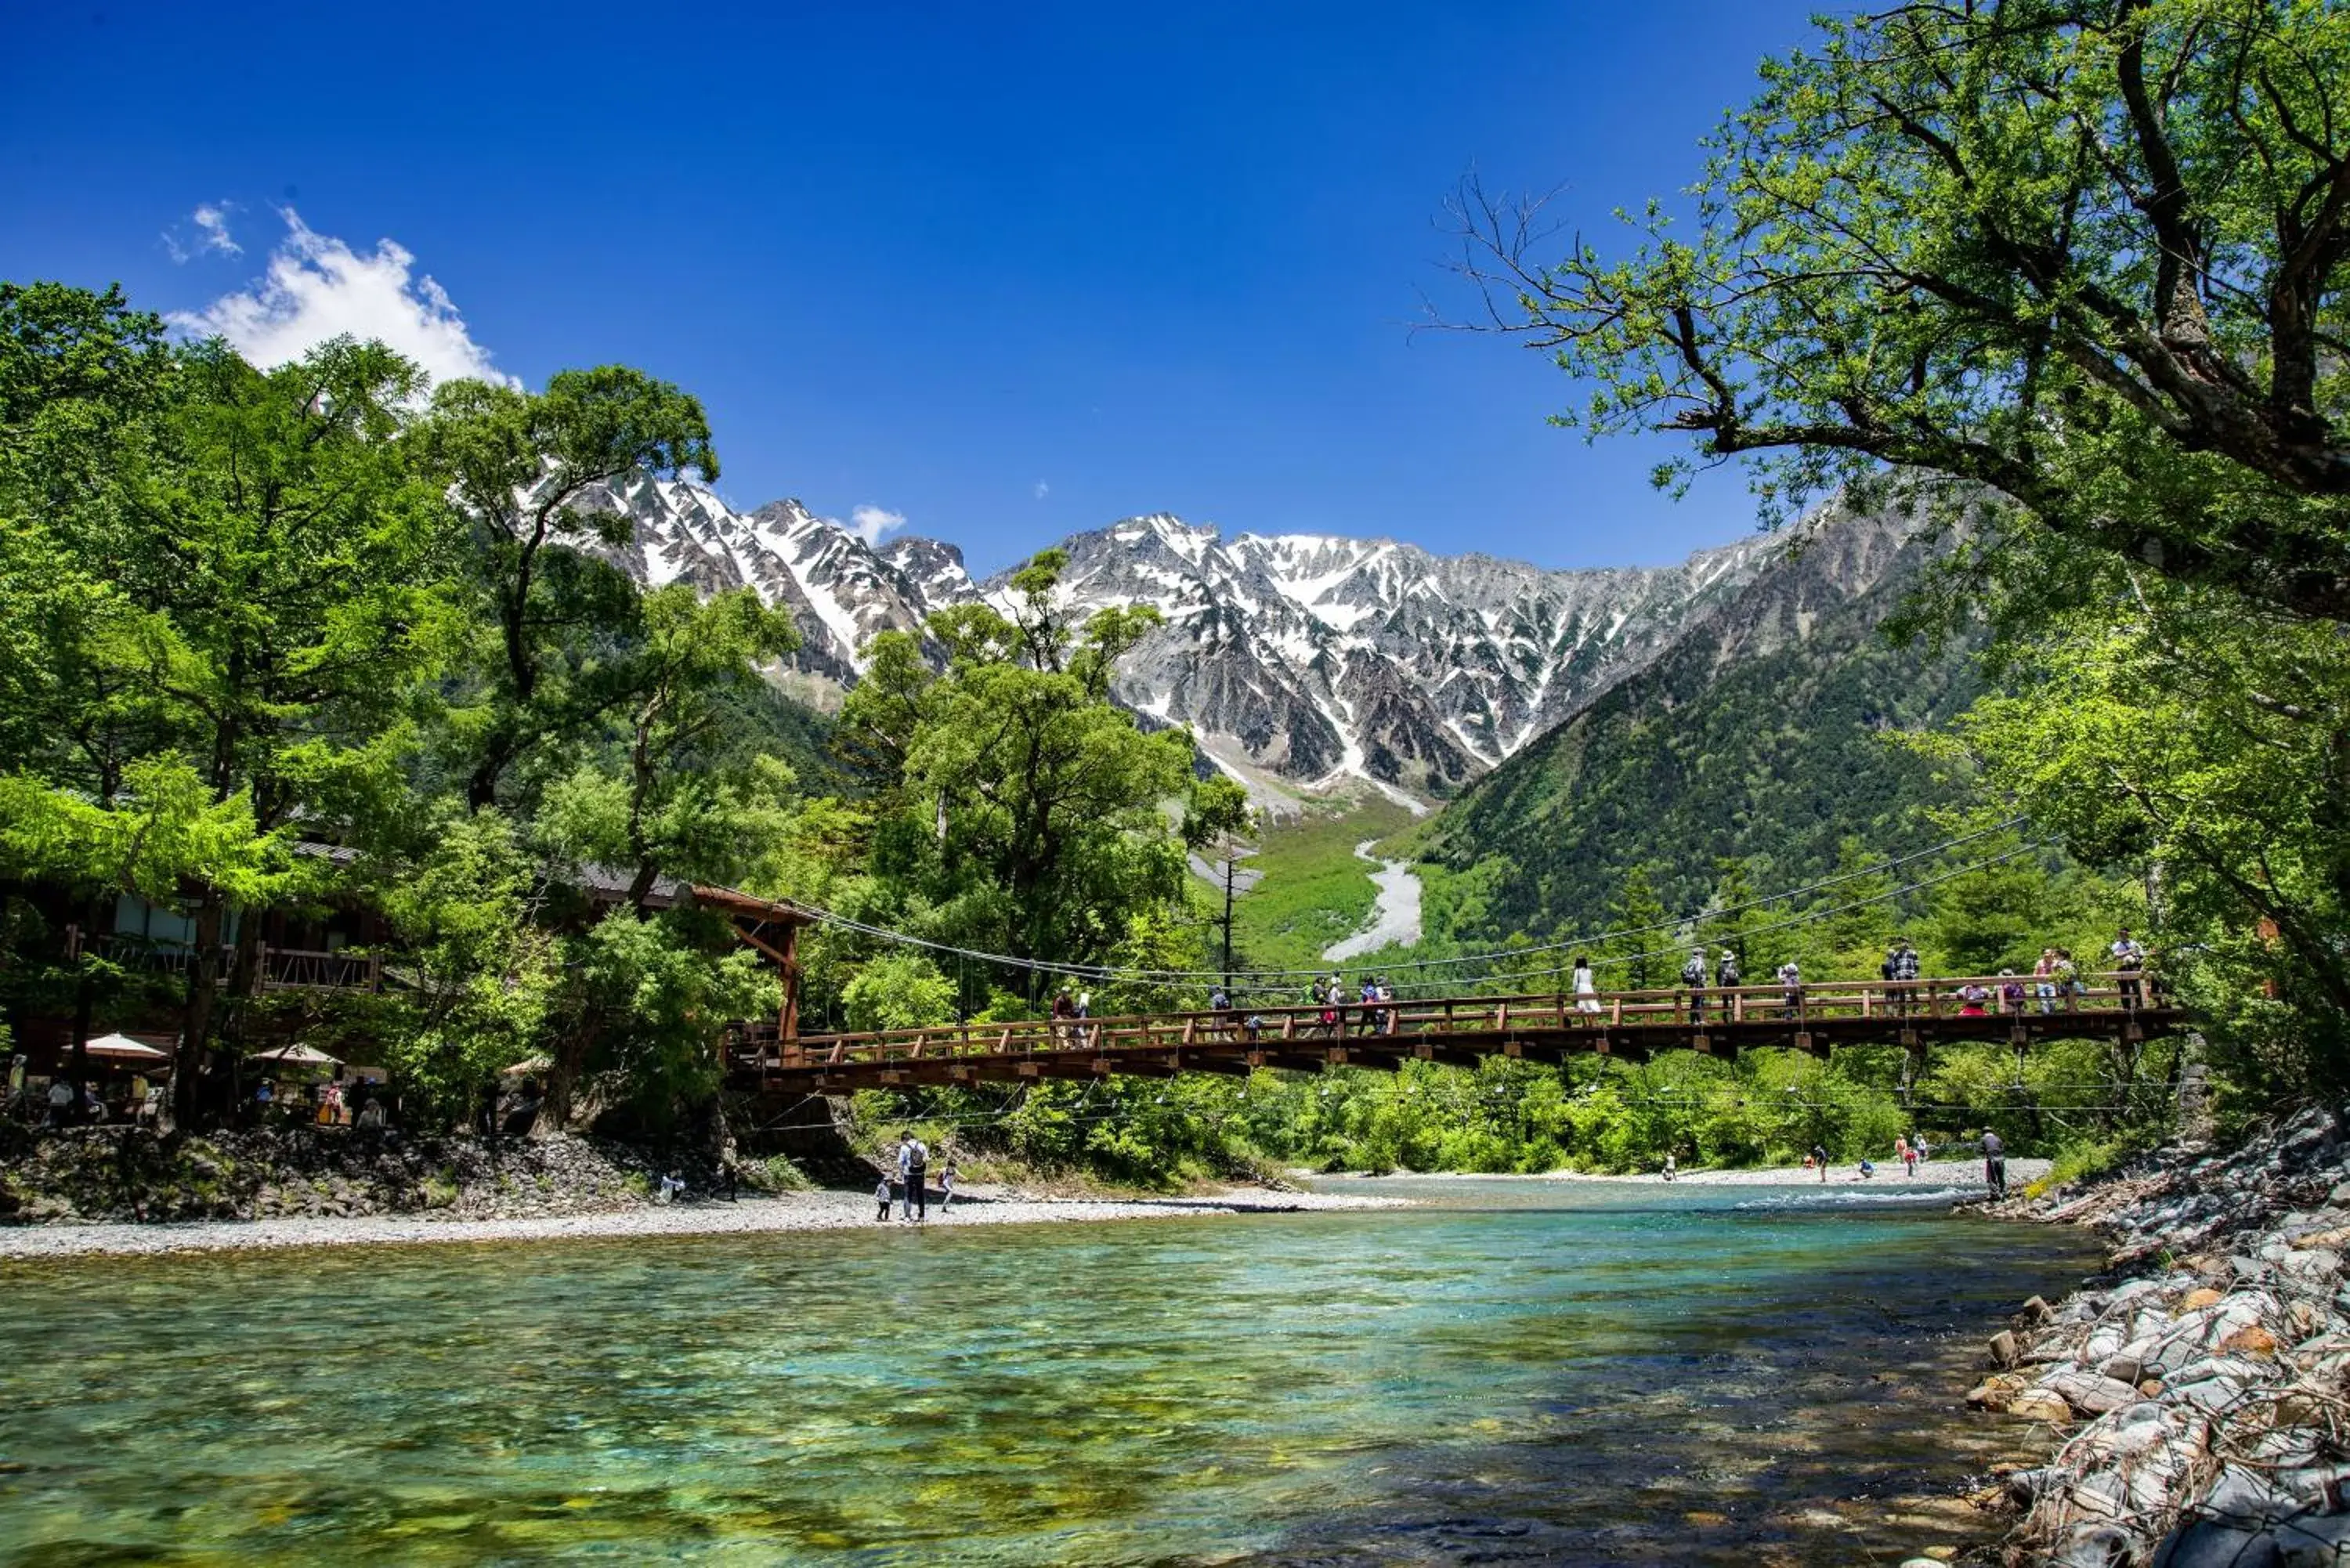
left=1969, top=1373, right=2033, bottom=1410
left=1945, top=1106, right=2350, bottom=1566
left=2041, top=1367, right=2146, bottom=1416
left=1990, top=1328, right=2021, bottom=1367
left=2006, top=1386, right=2075, bottom=1423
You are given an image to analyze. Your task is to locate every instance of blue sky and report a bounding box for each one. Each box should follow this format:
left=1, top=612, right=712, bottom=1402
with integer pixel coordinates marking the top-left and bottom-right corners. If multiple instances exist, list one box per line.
left=2, top=1, right=1828, bottom=576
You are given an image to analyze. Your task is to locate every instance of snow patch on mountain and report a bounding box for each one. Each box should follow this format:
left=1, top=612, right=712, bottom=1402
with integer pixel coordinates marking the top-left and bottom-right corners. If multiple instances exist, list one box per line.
left=595, top=478, right=1846, bottom=804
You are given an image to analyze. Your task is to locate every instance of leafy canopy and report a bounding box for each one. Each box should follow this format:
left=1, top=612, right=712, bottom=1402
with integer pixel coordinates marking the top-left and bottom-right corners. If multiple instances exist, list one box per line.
left=1459, top=0, right=2350, bottom=619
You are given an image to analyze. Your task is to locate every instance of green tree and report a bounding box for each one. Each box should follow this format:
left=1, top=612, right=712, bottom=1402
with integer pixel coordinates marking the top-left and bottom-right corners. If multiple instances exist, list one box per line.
left=1458, top=0, right=2350, bottom=620
left=421, top=367, right=718, bottom=810
left=371, top=809, right=560, bottom=1121
left=841, top=550, right=1198, bottom=977
left=1937, top=583, right=2350, bottom=1082
left=1603, top=863, right=1672, bottom=990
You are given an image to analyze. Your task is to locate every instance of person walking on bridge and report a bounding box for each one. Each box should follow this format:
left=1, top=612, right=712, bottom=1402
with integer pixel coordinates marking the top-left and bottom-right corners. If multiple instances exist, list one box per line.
left=1777, top=959, right=1803, bottom=1021
left=1715, top=948, right=1741, bottom=1017
left=2111, top=928, right=2146, bottom=1011
left=1884, top=938, right=1922, bottom=1015
left=1682, top=948, right=1708, bottom=1025
left=1573, top=956, right=1601, bottom=1017
left=898, top=1131, right=930, bottom=1223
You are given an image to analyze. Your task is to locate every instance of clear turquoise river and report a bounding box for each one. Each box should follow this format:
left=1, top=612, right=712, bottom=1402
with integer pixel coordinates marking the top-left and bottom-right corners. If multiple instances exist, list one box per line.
left=0, top=1179, right=2099, bottom=1566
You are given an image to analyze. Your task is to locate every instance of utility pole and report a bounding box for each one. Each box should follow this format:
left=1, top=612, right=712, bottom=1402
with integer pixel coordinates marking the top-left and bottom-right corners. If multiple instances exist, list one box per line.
left=1222, top=855, right=1238, bottom=990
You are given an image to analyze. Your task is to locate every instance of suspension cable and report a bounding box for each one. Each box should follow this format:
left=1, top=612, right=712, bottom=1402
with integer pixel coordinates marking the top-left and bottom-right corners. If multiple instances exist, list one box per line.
left=790, top=816, right=2034, bottom=986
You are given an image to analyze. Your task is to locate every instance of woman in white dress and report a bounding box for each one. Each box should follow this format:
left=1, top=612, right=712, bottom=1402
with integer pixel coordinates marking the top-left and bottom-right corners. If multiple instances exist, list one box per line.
left=1573, top=955, right=1602, bottom=1016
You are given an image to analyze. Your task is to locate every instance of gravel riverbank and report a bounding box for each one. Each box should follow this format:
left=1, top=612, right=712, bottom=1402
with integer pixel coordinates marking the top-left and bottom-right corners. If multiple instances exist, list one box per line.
left=0, top=1185, right=1408, bottom=1261
left=1942, top=1105, right=2350, bottom=1566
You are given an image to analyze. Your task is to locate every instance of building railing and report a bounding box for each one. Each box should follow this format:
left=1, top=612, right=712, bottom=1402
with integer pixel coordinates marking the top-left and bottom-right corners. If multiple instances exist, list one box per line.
left=92, top=938, right=383, bottom=993
left=722, top=972, right=2171, bottom=1078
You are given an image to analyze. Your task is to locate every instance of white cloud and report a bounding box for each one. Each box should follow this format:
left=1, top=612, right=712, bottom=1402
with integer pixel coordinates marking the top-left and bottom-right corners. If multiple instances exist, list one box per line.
left=847, top=504, right=908, bottom=547
left=193, top=203, right=240, bottom=256
left=1034, top=480, right=1050, bottom=500
left=172, top=208, right=513, bottom=389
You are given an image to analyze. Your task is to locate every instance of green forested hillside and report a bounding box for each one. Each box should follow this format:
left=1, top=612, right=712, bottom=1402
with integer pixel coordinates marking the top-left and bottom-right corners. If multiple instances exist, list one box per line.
left=1422, top=522, right=1982, bottom=943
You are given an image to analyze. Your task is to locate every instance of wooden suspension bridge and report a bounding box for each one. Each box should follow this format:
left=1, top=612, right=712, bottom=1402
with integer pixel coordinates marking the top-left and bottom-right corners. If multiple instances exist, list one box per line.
left=723, top=974, right=2186, bottom=1096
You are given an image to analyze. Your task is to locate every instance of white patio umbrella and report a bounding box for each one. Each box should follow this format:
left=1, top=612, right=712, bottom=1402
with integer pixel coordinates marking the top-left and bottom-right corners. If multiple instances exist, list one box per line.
left=78, top=1033, right=170, bottom=1061
left=250, top=1042, right=342, bottom=1067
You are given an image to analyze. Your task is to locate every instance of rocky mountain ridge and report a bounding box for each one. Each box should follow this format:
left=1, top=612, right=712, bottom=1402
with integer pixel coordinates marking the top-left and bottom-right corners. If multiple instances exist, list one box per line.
left=592, top=474, right=1909, bottom=802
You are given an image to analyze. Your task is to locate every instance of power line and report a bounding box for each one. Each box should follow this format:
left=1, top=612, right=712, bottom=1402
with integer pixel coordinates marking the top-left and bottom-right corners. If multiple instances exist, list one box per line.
left=792, top=817, right=2035, bottom=987
left=1208, top=837, right=2055, bottom=999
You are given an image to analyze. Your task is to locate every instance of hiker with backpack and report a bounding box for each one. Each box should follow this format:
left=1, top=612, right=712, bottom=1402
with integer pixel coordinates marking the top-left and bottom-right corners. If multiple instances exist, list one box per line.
left=897, top=1130, right=930, bottom=1223
left=1681, top=947, right=1708, bottom=1024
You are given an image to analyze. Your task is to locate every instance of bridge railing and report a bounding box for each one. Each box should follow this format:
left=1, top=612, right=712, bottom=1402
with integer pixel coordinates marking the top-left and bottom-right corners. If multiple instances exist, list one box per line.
left=723, top=972, right=2162, bottom=1078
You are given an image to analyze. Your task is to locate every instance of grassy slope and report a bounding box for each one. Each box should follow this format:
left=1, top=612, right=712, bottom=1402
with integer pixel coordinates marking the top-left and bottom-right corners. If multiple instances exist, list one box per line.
left=1227, top=797, right=1419, bottom=975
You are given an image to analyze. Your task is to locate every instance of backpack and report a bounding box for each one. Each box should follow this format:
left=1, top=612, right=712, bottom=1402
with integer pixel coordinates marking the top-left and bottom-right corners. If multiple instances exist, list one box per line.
left=1682, top=957, right=1705, bottom=986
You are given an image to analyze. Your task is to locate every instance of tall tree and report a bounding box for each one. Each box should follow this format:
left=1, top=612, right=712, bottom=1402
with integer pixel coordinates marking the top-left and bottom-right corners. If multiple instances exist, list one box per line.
left=841, top=551, right=1209, bottom=981
left=1455, top=0, right=2350, bottom=620
left=421, top=368, right=717, bottom=810
left=136, top=337, right=457, bottom=1117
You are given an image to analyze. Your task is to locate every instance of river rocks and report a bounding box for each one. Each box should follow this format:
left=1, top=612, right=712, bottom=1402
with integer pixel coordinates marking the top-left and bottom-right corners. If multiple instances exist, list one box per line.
left=1949, top=1106, right=2350, bottom=1565
left=2008, top=1386, right=2077, bottom=1423
left=2040, top=1367, right=2146, bottom=1416
left=0, top=1126, right=700, bottom=1226
left=1970, top=1373, right=2033, bottom=1410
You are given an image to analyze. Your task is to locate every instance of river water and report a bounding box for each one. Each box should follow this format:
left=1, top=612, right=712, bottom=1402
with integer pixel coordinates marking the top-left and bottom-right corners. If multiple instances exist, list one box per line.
left=0, top=1178, right=2097, bottom=1566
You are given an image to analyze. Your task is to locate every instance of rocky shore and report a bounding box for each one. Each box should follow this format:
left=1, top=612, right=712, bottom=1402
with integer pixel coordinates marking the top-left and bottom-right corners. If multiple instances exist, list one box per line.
left=1950, top=1106, right=2350, bottom=1566
left=0, top=1185, right=1405, bottom=1261
left=0, top=1123, right=710, bottom=1225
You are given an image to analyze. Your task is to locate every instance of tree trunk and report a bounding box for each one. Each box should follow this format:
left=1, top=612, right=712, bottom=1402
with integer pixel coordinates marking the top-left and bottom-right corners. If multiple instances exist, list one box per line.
left=174, top=893, right=226, bottom=1128
left=67, top=920, right=93, bottom=1126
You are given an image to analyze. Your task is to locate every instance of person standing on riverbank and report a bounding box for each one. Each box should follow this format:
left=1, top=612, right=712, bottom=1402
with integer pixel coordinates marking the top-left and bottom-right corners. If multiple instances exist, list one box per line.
left=1981, top=1130, right=2007, bottom=1198
left=898, top=1132, right=929, bottom=1223
left=875, top=1174, right=892, bottom=1222
left=1812, top=1143, right=1828, bottom=1183
left=940, top=1155, right=959, bottom=1212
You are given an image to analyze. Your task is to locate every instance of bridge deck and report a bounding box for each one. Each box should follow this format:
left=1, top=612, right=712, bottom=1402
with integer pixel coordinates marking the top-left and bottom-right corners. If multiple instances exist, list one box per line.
left=725, top=976, right=2182, bottom=1094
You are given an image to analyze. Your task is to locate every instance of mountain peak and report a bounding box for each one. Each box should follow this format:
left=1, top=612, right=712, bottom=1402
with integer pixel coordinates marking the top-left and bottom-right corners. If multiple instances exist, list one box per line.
left=602, top=483, right=1898, bottom=805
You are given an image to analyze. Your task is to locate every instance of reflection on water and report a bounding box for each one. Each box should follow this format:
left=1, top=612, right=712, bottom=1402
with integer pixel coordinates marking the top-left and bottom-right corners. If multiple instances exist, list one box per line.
left=0, top=1179, right=2096, bottom=1565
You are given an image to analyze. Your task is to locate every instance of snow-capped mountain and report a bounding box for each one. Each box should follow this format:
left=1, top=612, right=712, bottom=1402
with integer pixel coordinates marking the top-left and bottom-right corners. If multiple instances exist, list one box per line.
left=1003, top=516, right=1782, bottom=797
left=592, top=475, right=1836, bottom=800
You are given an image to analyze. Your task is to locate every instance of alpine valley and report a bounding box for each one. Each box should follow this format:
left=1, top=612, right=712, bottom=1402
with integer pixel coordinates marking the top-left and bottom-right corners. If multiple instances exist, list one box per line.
left=590, top=476, right=1940, bottom=820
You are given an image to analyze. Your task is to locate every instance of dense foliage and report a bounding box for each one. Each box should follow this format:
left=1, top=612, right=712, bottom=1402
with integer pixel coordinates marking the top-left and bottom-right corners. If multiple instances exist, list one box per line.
left=1451, top=0, right=2350, bottom=1118
left=0, top=286, right=1241, bottom=1151
left=0, top=285, right=812, bottom=1129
